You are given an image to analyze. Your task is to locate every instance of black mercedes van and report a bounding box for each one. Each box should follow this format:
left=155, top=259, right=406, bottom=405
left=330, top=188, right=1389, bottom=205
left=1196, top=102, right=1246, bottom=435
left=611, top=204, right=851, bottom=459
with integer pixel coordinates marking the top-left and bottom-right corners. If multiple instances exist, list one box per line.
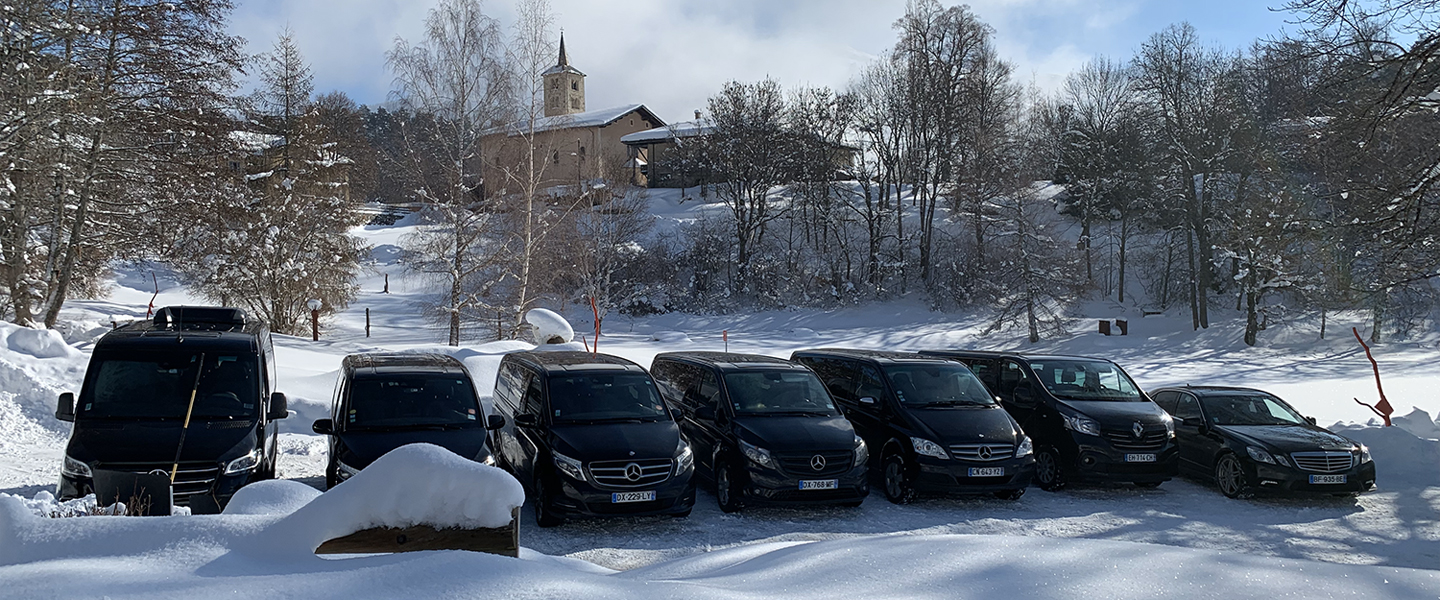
left=54, top=306, right=289, bottom=512
left=491, top=351, right=695, bottom=527
left=650, top=352, right=868, bottom=512
left=920, top=350, right=1177, bottom=490
left=791, top=349, right=1034, bottom=503
left=311, top=353, right=505, bottom=489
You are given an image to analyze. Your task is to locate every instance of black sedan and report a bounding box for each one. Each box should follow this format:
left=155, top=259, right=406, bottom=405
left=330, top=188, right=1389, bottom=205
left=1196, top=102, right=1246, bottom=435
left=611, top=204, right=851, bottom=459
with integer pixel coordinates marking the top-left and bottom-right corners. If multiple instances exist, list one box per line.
left=1150, top=386, right=1376, bottom=498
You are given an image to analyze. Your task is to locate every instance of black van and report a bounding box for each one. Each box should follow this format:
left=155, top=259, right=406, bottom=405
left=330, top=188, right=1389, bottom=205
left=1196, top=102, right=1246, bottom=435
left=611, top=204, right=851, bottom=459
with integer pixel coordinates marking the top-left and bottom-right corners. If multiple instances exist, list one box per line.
left=790, top=349, right=1033, bottom=503
left=491, top=351, right=695, bottom=527
left=650, top=352, right=868, bottom=512
left=311, top=353, right=504, bottom=489
left=919, top=351, right=1177, bottom=490
left=54, top=306, right=289, bottom=512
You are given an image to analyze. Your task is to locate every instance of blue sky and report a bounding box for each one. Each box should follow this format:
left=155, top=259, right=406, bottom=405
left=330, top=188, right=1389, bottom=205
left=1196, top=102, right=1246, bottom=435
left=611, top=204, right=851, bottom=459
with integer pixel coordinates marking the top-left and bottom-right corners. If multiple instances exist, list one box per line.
left=228, top=0, right=1299, bottom=123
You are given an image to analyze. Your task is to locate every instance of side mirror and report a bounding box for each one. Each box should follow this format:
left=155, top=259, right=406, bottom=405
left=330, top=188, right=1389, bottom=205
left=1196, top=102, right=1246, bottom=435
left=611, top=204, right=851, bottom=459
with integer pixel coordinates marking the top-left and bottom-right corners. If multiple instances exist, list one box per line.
left=859, top=396, right=876, bottom=405
left=694, top=406, right=717, bottom=421
left=513, top=413, right=539, bottom=428
left=486, top=414, right=506, bottom=430
left=1305, top=416, right=1317, bottom=426
left=56, top=392, right=75, bottom=422
left=267, top=392, right=289, bottom=420
left=312, top=418, right=334, bottom=435
left=1012, top=384, right=1038, bottom=409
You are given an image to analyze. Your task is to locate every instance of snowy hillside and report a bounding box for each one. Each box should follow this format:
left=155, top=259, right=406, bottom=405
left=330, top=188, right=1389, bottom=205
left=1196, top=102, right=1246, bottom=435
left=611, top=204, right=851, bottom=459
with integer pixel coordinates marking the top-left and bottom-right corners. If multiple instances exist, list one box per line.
left=1, top=217, right=1438, bottom=598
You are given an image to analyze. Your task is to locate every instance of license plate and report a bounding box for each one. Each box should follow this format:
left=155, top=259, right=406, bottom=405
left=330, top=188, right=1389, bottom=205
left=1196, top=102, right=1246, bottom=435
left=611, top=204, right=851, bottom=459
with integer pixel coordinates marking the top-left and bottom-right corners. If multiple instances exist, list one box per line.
left=611, top=490, right=656, bottom=503
left=1310, top=474, right=1347, bottom=484
left=798, top=479, right=838, bottom=490
left=1125, top=454, right=1157, bottom=463
left=968, top=467, right=1005, bottom=477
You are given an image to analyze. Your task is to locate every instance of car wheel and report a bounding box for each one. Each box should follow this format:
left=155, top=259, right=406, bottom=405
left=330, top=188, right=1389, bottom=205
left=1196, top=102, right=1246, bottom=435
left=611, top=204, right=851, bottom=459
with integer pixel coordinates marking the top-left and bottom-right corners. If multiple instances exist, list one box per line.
left=882, top=452, right=915, bottom=504
left=324, top=462, right=338, bottom=490
left=1214, top=453, right=1252, bottom=499
left=1034, top=447, right=1067, bottom=491
left=534, top=476, right=565, bottom=528
left=993, top=488, right=1025, bottom=501
left=715, top=459, right=743, bottom=513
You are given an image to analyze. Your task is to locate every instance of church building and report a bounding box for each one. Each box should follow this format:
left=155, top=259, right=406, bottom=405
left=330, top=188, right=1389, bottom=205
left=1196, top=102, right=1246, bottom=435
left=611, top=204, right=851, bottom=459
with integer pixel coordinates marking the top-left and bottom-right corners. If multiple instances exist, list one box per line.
left=482, top=35, right=665, bottom=196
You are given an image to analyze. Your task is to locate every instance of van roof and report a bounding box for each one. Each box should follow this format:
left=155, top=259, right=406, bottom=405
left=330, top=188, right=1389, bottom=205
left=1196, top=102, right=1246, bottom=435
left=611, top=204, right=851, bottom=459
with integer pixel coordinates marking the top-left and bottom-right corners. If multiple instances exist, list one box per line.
left=791, top=348, right=953, bottom=364
left=654, top=351, right=806, bottom=372
left=343, top=353, right=468, bottom=377
left=505, top=351, right=647, bottom=374
left=918, top=350, right=1118, bottom=363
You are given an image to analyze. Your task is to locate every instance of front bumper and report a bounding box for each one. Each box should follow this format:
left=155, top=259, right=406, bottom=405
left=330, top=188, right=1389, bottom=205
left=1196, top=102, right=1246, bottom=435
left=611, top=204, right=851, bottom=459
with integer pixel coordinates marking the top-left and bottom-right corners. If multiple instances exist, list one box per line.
left=912, top=455, right=1036, bottom=494
left=742, top=460, right=869, bottom=504
left=1066, top=438, right=1179, bottom=484
left=1249, top=460, right=1377, bottom=494
left=59, top=468, right=253, bottom=514
left=549, top=471, right=697, bottom=518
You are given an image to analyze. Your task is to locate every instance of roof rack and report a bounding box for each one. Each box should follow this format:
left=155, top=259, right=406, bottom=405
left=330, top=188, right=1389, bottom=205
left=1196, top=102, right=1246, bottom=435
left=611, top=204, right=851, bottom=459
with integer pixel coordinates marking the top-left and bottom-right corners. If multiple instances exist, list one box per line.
left=152, top=306, right=249, bottom=332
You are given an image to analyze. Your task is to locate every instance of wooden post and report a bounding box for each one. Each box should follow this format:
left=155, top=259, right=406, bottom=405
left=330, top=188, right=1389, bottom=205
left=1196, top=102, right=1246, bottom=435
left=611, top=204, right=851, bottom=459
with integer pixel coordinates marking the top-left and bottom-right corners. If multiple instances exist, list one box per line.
left=365, top=308, right=371, bottom=338
left=383, top=274, right=389, bottom=294
left=1098, top=320, right=1111, bottom=336
left=496, top=312, right=503, bottom=341
left=311, top=309, right=319, bottom=341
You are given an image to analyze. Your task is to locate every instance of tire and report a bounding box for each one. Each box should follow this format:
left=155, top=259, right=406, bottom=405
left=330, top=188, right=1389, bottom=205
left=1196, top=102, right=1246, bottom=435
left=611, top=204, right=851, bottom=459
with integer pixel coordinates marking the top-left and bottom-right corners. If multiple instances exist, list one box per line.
left=994, top=488, right=1025, bottom=501
left=1034, top=447, right=1067, bottom=491
left=715, top=459, right=744, bottom=513
left=324, top=462, right=338, bottom=490
left=882, top=452, right=916, bottom=504
left=1214, top=453, right=1252, bottom=499
left=534, top=476, right=565, bottom=528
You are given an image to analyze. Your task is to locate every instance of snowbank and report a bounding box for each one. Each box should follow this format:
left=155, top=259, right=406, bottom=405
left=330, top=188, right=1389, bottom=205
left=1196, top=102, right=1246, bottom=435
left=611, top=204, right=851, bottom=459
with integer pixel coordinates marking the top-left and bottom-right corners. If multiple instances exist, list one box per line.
left=222, top=480, right=322, bottom=516
left=526, top=308, right=574, bottom=344
left=651, top=331, right=690, bottom=343
left=1333, top=422, right=1440, bottom=489
left=7, top=326, right=79, bottom=359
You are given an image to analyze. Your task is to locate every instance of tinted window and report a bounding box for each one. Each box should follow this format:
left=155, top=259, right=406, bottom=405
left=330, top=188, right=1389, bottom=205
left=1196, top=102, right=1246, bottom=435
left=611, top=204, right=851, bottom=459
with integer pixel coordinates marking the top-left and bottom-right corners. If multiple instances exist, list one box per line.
left=798, top=357, right=856, bottom=401
left=856, top=364, right=886, bottom=405
left=346, top=374, right=481, bottom=428
left=81, top=352, right=259, bottom=420
left=1152, top=391, right=1179, bottom=414
left=965, top=359, right=998, bottom=389
left=547, top=372, right=669, bottom=424
left=884, top=364, right=995, bottom=406
left=494, top=363, right=522, bottom=414
left=1200, top=393, right=1305, bottom=426
left=998, top=360, right=1029, bottom=395
left=694, top=369, right=720, bottom=412
left=1173, top=394, right=1202, bottom=421
left=1027, top=359, right=1145, bottom=402
left=650, top=360, right=690, bottom=406
left=723, top=370, right=837, bottom=416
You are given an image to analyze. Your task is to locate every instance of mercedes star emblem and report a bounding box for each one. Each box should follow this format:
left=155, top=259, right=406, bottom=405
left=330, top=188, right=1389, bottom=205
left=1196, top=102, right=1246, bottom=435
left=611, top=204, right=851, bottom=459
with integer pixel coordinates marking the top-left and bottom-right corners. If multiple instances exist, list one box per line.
left=624, top=463, right=643, bottom=481
left=1133, top=422, right=1145, bottom=438
left=978, top=446, right=993, bottom=460
left=810, top=455, right=827, bottom=471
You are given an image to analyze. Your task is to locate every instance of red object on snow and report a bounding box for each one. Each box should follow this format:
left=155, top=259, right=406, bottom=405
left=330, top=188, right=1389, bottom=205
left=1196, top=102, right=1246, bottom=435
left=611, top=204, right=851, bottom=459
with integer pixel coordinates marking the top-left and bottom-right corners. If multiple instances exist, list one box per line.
left=589, top=297, right=601, bottom=355
left=1352, top=327, right=1394, bottom=427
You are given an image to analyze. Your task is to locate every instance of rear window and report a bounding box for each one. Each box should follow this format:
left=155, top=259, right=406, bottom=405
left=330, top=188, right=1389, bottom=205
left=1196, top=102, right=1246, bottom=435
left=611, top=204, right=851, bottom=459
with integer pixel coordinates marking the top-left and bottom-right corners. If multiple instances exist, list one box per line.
left=346, top=374, right=481, bottom=428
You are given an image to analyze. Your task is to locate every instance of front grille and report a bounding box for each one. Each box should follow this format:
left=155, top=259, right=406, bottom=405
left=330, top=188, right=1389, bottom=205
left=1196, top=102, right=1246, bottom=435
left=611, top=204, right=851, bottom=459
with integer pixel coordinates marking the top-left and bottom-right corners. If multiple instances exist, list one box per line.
left=99, top=461, right=220, bottom=503
left=949, top=444, right=1016, bottom=462
left=775, top=451, right=853, bottom=477
left=588, top=458, right=673, bottom=488
left=1101, top=426, right=1168, bottom=451
left=1291, top=451, right=1354, bottom=473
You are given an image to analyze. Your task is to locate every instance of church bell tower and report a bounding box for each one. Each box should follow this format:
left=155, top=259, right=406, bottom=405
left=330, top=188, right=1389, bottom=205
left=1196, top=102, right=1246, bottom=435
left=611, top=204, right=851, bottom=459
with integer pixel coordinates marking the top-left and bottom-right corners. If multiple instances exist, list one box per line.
left=542, top=33, right=585, bottom=117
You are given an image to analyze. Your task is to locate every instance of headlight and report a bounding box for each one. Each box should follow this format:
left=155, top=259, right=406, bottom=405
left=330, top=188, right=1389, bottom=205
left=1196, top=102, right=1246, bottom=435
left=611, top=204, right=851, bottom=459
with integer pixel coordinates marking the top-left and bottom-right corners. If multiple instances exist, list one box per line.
left=1359, top=445, right=1372, bottom=464
left=1161, top=413, right=1175, bottom=437
left=740, top=439, right=774, bottom=468
left=224, top=449, right=261, bottom=475
left=1061, top=413, right=1102, bottom=437
left=675, top=439, right=694, bottom=475
left=553, top=451, right=585, bottom=481
left=1016, top=436, right=1034, bottom=458
left=336, top=460, right=360, bottom=481
left=62, top=454, right=92, bottom=478
left=1246, top=446, right=1275, bottom=464
left=853, top=434, right=869, bottom=465
left=910, top=437, right=948, bottom=460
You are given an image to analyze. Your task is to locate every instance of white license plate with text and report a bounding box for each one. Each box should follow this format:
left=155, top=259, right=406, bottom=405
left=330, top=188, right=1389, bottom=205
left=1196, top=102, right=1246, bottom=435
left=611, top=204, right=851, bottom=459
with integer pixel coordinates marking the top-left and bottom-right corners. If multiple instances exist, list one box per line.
left=611, top=490, right=656, bottom=503
left=968, top=467, right=1006, bottom=477
left=1124, top=454, right=1157, bottom=463
left=799, top=479, right=838, bottom=490
left=1310, top=474, right=1347, bottom=484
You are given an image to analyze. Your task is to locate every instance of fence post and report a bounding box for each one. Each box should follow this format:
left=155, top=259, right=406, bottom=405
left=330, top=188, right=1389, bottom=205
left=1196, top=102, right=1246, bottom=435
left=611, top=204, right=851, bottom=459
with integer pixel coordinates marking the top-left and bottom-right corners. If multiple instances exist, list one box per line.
left=366, top=308, right=371, bottom=338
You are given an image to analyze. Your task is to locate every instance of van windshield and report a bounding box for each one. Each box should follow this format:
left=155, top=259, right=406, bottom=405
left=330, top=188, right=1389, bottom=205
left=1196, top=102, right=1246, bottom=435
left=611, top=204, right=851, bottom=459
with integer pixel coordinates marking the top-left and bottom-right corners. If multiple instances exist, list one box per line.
left=80, top=352, right=259, bottom=420
left=548, top=373, right=670, bottom=424
left=884, top=364, right=995, bottom=407
left=346, top=374, right=482, bottom=429
left=1028, top=360, right=1144, bottom=402
left=723, top=370, right=838, bottom=416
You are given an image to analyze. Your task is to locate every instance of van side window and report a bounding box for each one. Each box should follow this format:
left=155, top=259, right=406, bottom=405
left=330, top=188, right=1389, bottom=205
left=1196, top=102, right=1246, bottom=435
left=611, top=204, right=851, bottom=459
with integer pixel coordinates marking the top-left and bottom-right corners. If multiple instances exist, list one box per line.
left=855, top=364, right=886, bottom=406
left=494, top=363, right=522, bottom=415
left=523, top=374, right=544, bottom=416
left=695, top=369, right=720, bottom=413
left=965, top=359, right=997, bottom=389
left=999, top=360, right=1028, bottom=396
left=652, top=360, right=694, bottom=408
left=801, top=357, right=856, bottom=402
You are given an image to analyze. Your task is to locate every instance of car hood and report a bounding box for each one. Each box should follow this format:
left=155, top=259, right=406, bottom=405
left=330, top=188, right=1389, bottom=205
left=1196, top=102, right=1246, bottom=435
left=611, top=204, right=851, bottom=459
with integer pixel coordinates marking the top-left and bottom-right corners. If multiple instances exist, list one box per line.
left=68, top=419, right=255, bottom=465
left=733, top=415, right=855, bottom=453
left=1062, top=400, right=1168, bottom=425
left=908, top=405, right=1019, bottom=445
left=338, top=428, right=491, bottom=469
left=550, top=420, right=681, bottom=462
left=1217, top=424, right=1357, bottom=454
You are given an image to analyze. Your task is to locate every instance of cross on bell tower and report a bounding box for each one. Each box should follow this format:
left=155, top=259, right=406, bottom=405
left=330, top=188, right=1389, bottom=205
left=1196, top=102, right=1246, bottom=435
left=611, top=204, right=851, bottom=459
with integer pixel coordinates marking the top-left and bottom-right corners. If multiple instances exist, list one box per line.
left=543, top=33, right=585, bottom=117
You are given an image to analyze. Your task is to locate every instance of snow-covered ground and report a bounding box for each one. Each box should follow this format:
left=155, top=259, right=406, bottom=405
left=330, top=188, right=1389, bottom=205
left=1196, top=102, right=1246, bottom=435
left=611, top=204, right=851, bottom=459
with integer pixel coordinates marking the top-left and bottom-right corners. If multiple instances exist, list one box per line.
left=3, top=211, right=1440, bottom=598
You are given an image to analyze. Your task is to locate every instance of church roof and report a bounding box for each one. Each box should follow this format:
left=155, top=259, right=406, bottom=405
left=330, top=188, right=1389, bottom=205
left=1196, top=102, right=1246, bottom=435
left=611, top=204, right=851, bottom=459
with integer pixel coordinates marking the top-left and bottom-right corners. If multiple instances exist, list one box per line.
left=543, top=33, right=585, bottom=76
left=620, top=119, right=715, bottom=145
left=489, top=104, right=665, bottom=137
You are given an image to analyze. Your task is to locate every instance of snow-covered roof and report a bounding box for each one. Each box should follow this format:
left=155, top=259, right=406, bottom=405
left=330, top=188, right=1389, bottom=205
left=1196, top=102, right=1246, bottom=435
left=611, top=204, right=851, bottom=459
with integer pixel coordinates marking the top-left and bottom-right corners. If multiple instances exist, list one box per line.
left=620, top=119, right=714, bottom=145
left=490, top=104, right=663, bottom=137
left=229, top=131, right=284, bottom=153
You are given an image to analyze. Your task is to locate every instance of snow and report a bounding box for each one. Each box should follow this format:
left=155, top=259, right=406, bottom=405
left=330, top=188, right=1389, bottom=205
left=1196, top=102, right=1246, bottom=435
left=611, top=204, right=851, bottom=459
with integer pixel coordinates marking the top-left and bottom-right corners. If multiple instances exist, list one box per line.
left=526, top=307, right=574, bottom=344
left=619, top=118, right=714, bottom=145
left=6, top=326, right=78, bottom=359
left=2, top=216, right=1440, bottom=598
left=492, top=104, right=658, bottom=137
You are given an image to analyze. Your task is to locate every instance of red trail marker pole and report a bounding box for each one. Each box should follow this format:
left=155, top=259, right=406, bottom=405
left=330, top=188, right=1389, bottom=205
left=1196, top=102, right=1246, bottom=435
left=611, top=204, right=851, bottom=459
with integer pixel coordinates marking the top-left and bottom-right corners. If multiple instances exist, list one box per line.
left=1352, top=327, right=1394, bottom=426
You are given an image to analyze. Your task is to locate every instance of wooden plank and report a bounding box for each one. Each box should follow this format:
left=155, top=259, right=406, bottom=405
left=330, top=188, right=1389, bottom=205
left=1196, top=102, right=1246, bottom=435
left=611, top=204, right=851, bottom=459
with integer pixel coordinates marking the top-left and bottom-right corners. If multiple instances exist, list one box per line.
left=316, top=508, right=519, bottom=558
